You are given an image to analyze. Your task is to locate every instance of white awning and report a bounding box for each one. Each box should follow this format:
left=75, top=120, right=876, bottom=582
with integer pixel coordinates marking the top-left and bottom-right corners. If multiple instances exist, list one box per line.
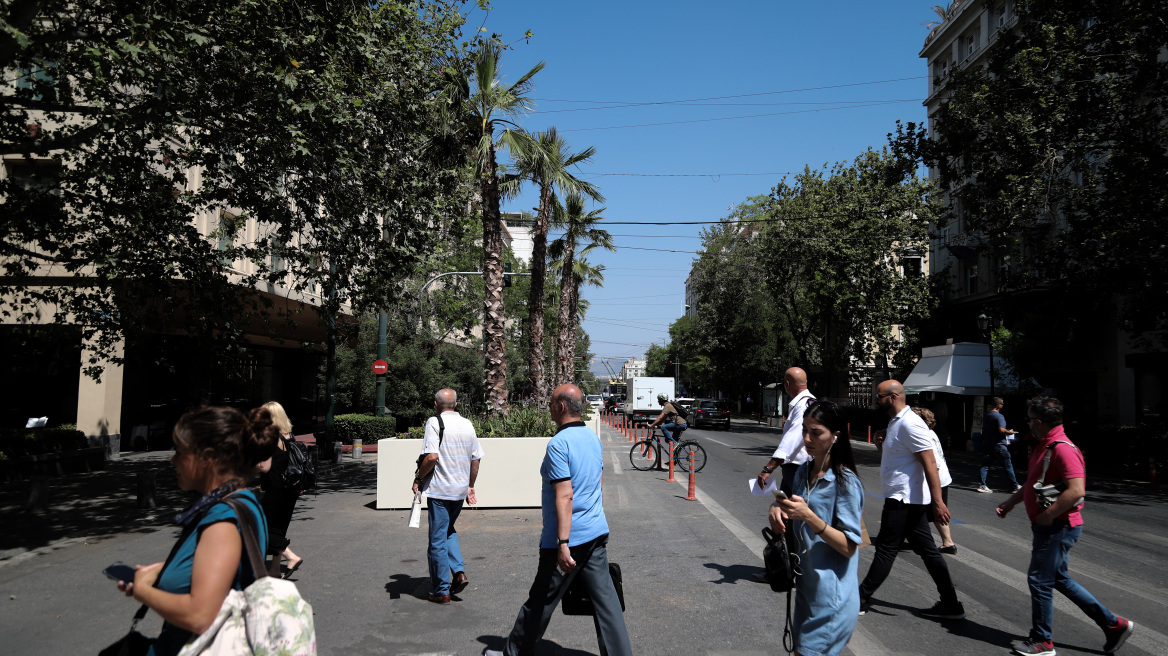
left=903, top=342, right=1015, bottom=396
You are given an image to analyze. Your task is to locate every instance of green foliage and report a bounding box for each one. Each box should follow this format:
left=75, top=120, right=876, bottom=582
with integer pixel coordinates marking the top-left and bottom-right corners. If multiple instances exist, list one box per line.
left=0, top=427, right=87, bottom=458
left=899, top=0, right=1168, bottom=340
left=333, top=414, right=397, bottom=445
left=679, top=150, right=937, bottom=397
left=471, top=406, right=559, bottom=437
left=1, top=0, right=473, bottom=375
left=396, top=406, right=558, bottom=438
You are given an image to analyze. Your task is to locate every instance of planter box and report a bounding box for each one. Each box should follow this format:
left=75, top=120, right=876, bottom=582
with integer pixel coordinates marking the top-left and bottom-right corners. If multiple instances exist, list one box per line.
left=376, top=436, right=552, bottom=509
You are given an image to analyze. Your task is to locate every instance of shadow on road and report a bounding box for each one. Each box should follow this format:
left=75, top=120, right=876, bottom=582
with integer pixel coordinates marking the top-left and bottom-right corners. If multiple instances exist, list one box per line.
left=702, top=561, right=767, bottom=585
left=384, top=573, right=429, bottom=600
left=867, top=597, right=1025, bottom=652
left=476, top=635, right=597, bottom=655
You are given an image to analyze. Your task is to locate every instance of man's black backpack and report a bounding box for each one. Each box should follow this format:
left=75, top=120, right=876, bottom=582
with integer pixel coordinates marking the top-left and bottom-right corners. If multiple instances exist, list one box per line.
left=280, top=435, right=316, bottom=491
left=671, top=401, right=689, bottom=421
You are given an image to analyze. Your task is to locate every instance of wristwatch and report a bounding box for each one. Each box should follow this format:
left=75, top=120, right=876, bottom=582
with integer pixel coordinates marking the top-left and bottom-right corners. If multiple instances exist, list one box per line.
left=557, top=539, right=570, bottom=545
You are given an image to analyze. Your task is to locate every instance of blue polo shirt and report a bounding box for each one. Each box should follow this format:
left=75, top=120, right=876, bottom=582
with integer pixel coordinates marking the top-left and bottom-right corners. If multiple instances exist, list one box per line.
left=540, top=422, right=609, bottom=548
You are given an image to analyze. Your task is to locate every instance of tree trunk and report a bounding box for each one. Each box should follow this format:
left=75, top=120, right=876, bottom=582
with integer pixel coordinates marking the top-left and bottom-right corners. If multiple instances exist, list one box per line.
left=564, top=276, right=580, bottom=385
left=481, top=150, right=509, bottom=413
left=555, top=237, right=576, bottom=386
left=526, top=185, right=551, bottom=408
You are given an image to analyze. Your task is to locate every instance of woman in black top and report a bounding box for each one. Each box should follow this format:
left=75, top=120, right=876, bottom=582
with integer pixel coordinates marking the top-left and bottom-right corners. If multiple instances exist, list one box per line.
left=257, top=401, right=304, bottom=578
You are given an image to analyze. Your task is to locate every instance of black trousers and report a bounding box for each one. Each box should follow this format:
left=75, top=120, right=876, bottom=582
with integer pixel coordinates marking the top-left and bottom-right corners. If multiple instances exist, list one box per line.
left=500, top=534, right=632, bottom=656
left=858, top=498, right=959, bottom=605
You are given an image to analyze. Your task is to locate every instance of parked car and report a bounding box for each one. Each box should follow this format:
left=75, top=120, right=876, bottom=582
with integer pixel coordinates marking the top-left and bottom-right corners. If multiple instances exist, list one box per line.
left=675, top=397, right=696, bottom=411
left=690, top=399, right=730, bottom=430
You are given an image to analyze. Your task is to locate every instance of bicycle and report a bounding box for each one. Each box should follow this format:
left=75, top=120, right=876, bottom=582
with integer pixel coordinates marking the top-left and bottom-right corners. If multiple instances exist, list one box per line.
left=628, top=426, right=707, bottom=473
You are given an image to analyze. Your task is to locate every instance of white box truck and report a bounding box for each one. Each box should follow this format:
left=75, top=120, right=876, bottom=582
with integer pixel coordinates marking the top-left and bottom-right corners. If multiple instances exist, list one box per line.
left=622, top=376, right=675, bottom=425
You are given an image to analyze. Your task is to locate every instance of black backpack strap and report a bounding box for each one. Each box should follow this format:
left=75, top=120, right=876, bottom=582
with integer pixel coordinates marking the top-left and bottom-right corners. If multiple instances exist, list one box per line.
left=436, top=414, right=445, bottom=446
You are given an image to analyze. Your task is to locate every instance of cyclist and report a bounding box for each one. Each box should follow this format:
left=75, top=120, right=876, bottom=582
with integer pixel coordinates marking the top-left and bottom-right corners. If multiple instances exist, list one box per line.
left=648, top=393, right=687, bottom=450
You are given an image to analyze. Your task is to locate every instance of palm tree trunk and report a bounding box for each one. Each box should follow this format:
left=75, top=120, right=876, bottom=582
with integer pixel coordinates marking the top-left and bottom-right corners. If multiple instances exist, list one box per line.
left=526, top=185, right=551, bottom=407
left=555, top=237, right=576, bottom=386
left=564, top=274, right=581, bottom=385
left=482, top=150, right=509, bottom=413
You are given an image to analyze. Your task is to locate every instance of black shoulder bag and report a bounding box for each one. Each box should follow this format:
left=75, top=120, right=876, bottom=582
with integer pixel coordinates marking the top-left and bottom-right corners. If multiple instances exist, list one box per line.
left=280, top=435, right=316, bottom=492
left=414, top=415, right=444, bottom=490
left=98, top=518, right=202, bottom=656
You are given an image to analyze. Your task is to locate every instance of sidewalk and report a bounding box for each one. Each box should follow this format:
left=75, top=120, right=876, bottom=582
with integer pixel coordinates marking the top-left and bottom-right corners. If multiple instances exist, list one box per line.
left=0, top=428, right=785, bottom=656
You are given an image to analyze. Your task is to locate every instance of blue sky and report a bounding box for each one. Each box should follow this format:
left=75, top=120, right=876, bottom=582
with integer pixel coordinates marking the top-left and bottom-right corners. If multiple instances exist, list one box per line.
left=464, top=1, right=941, bottom=378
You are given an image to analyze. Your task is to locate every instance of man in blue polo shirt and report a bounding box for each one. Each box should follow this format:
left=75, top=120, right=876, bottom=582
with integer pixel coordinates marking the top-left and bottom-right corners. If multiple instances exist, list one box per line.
left=486, top=384, right=631, bottom=656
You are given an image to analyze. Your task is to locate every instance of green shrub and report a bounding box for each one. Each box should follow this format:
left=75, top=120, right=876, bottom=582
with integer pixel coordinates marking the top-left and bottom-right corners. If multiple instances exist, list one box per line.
left=0, top=426, right=88, bottom=458
left=394, top=406, right=559, bottom=439
left=333, top=414, right=397, bottom=444
left=398, top=424, right=426, bottom=440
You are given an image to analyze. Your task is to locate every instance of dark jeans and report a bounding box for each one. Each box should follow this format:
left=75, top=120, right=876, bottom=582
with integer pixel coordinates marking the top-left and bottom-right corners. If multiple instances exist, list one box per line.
left=500, top=534, right=632, bottom=656
left=979, top=441, right=1019, bottom=488
left=859, top=498, right=959, bottom=605
left=1027, top=522, right=1116, bottom=642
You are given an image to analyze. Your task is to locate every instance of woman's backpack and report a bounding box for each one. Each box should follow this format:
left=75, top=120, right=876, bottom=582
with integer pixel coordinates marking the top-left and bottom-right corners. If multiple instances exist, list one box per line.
left=280, top=435, right=316, bottom=492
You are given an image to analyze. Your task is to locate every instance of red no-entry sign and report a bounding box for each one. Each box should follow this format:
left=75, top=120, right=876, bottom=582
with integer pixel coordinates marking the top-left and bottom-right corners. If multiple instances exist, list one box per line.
left=372, top=359, right=388, bottom=375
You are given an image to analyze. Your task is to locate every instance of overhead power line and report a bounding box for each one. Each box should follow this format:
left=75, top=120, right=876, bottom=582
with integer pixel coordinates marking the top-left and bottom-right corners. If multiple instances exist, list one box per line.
left=531, top=76, right=926, bottom=105
left=539, top=98, right=924, bottom=114
left=561, top=100, right=921, bottom=132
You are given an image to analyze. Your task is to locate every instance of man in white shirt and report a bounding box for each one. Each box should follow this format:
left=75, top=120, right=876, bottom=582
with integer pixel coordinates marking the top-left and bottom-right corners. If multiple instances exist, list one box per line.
left=857, top=380, right=965, bottom=620
left=757, top=367, right=816, bottom=496
left=413, top=388, right=483, bottom=604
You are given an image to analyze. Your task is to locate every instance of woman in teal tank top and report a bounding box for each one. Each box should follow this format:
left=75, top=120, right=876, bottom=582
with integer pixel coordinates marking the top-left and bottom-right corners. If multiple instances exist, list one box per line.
left=114, top=406, right=278, bottom=656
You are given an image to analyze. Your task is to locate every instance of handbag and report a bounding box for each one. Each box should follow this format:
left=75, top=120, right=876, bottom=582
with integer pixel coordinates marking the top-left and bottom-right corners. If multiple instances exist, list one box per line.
left=561, top=563, right=625, bottom=616
left=177, top=497, right=316, bottom=656
left=280, top=435, right=316, bottom=492
left=97, top=607, right=153, bottom=656
left=414, top=415, right=444, bottom=490
left=99, top=509, right=203, bottom=656
left=1034, top=440, right=1085, bottom=511
left=761, top=527, right=799, bottom=592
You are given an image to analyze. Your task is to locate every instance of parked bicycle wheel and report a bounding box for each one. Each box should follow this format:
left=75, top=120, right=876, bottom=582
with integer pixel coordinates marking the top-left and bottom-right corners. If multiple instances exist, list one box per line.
left=629, top=440, right=658, bottom=471
left=674, top=441, right=707, bottom=472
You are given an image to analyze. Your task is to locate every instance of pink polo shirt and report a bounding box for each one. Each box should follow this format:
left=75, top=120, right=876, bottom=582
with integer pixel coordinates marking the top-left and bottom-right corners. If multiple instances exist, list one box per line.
left=1023, top=424, right=1085, bottom=527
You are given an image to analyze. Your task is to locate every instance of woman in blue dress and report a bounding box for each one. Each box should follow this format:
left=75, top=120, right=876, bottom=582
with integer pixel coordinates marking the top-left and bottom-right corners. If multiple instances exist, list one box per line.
left=115, top=406, right=277, bottom=656
left=769, top=400, right=864, bottom=656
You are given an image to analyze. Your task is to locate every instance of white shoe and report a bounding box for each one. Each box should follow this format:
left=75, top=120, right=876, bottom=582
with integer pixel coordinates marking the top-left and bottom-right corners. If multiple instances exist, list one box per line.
left=483, top=650, right=504, bottom=656
left=977, top=486, right=992, bottom=493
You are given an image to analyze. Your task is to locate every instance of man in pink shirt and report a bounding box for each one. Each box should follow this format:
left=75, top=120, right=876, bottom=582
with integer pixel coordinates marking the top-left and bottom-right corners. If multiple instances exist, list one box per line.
left=995, top=396, right=1133, bottom=656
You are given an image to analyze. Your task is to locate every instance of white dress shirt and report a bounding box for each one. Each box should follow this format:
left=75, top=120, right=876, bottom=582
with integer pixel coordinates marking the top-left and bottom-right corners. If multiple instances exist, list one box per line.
left=879, top=406, right=934, bottom=504
left=770, top=389, right=816, bottom=466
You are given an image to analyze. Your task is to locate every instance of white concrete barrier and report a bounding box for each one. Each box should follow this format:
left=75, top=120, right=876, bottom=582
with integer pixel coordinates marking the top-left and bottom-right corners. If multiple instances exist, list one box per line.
left=376, top=436, right=552, bottom=509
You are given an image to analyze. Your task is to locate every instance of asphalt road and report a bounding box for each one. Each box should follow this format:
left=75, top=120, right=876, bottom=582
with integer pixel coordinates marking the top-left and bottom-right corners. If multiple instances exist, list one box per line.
left=1, top=419, right=1164, bottom=656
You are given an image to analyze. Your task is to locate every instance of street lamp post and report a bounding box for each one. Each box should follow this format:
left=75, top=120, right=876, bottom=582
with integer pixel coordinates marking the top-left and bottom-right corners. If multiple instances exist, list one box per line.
left=976, top=313, right=1003, bottom=399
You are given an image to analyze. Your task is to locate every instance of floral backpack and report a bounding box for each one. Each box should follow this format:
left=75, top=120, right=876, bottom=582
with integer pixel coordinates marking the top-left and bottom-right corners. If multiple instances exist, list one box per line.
left=177, top=498, right=316, bottom=656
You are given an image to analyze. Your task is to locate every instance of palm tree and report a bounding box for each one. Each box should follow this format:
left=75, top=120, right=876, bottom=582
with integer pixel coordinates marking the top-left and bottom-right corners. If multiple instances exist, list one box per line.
left=548, top=193, right=614, bottom=385
left=441, top=41, right=544, bottom=412
left=504, top=128, right=603, bottom=407
left=555, top=256, right=606, bottom=384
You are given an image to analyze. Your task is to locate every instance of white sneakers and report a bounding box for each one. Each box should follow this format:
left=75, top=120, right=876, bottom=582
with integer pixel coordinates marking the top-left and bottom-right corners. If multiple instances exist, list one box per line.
left=977, top=486, right=993, bottom=493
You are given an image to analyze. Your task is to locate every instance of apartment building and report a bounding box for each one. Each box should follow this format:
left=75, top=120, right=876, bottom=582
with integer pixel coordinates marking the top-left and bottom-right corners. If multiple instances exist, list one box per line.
left=917, top=0, right=1161, bottom=427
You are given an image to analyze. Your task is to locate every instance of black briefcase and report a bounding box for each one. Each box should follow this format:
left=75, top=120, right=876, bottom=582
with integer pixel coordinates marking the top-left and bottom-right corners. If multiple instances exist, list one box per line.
left=561, top=563, right=626, bottom=616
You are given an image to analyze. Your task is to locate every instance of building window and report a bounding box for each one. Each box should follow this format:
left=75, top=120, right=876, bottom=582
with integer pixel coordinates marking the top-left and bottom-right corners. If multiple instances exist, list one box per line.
left=966, top=263, right=979, bottom=295
left=997, top=254, right=1010, bottom=285
left=902, top=256, right=923, bottom=278
left=964, top=32, right=978, bottom=60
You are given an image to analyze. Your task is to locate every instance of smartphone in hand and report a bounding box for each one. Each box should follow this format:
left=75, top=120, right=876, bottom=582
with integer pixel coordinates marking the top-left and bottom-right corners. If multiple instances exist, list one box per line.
left=104, top=562, right=136, bottom=584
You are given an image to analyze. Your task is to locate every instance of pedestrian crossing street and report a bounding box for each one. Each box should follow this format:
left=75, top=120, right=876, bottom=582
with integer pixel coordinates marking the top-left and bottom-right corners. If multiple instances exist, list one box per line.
left=597, top=423, right=1167, bottom=656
